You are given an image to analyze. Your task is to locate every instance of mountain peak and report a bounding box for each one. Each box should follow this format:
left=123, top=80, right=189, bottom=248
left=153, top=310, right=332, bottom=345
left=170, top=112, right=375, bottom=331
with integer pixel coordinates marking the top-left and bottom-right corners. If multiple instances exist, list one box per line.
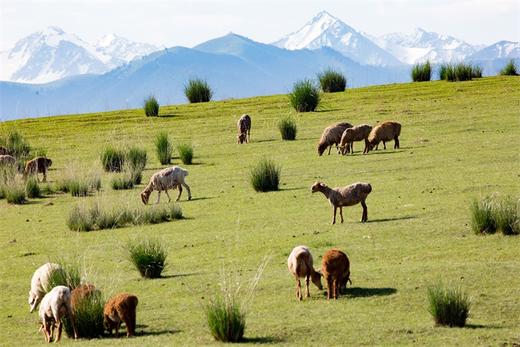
left=311, top=10, right=338, bottom=23
left=42, top=26, right=65, bottom=35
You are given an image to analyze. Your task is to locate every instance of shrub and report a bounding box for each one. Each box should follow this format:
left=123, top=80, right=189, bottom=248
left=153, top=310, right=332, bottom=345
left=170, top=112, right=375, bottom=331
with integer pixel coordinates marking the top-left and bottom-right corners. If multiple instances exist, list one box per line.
left=440, top=63, right=482, bottom=82
left=100, top=146, right=125, bottom=172
left=500, top=59, right=519, bottom=76
left=67, top=205, right=96, bottom=232
left=250, top=159, right=280, bottom=192
left=278, top=117, right=297, bottom=140
left=470, top=197, right=496, bottom=234
left=5, top=183, right=26, bottom=204
left=439, top=64, right=449, bottom=81
left=427, top=283, right=470, bottom=327
left=144, top=96, right=159, bottom=117
left=318, top=69, right=346, bottom=92
left=185, top=78, right=213, bottom=103
left=25, top=177, right=41, bottom=198
left=205, top=294, right=245, bottom=342
left=471, top=65, right=483, bottom=78
left=289, top=79, right=320, bottom=112
left=111, top=174, right=134, bottom=190
left=493, top=196, right=519, bottom=235
left=127, top=147, right=147, bottom=172
left=471, top=195, right=519, bottom=235
left=155, top=132, right=173, bottom=165
left=69, top=180, right=90, bottom=197
left=127, top=238, right=167, bottom=278
left=177, top=143, right=193, bottom=164
left=45, top=261, right=81, bottom=291
left=0, top=130, right=31, bottom=158
left=64, top=290, right=104, bottom=338
left=411, top=61, right=432, bottom=82
left=56, top=174, right=101, bottom=197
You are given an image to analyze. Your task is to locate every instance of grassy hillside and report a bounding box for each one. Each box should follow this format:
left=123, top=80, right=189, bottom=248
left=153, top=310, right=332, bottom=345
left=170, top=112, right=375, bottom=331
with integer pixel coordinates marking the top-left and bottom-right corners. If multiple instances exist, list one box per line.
left=1, top=76, right=519, bottom=346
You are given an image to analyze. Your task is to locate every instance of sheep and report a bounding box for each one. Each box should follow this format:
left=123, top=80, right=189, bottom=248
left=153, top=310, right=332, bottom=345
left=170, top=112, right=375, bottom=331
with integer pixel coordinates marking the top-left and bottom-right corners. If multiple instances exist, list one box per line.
left=321, top=249, right=351, bottom=300
left=71, top=283, right=98, bottom=309
left=311, top=181, right=372, bottom=224
left=237, top=114, right=251, bottom=144
left=38, top=285, right=78, bottom=343
left=140, top=166, right=192, bottom=204
left=366, top=121, right=401, bottom=152
left=24, top=156, right=52, bottom=182
left=104, top=293, right=139, bottom=337
left=287, top=245, right=323, bottom=300
left=0, top=146, right=9, bottom=155
left=0, top=154, right=16, bottom=166
left=317, top=122, right=352, bottom=156
left=28, top=263, right=63, bottom=313
left=339, top=124, right=373, bottom=155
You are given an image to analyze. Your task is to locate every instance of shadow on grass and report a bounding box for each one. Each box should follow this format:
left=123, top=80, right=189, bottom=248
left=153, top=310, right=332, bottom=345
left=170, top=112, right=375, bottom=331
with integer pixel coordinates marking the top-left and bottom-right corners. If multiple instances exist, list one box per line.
left=279, top=187, right=306, bottom=192
left=344, top=287, right=397, bottom=297
left=253, top=139, right=277, bottom=143
left=464, top=323, right=503, bottom=330
left=313, top=108, right=343, bottom=113
left=187, top=196, right=215, bottom=202
left=158, top=114, right=178, bottom=118
left=241, top=336, right=284, bottom=344
left=367, top=216, right=416, bottom=223
left=159, top=272, right=204, bottom=279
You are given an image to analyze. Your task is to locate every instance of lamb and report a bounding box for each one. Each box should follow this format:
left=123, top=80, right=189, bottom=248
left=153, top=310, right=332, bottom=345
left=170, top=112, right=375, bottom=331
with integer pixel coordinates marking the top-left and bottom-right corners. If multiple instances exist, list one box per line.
left=0, top=154, right=16, bottom=166
left=237, top=114, right=251, bottom=144
left=321, top=249, right=351, bottom=300
left=28, top=263, right=63, bottom=313
left=287, top=246, right=323, bottom=301
left=317, top=122, right=352, bottom=156
left=38, top=285, right=78, bottom=343
left=339, top=124, right=373, bottom=155
left=366, top=121, right=401, bottom=152
left=104, top=293, right=139, bottom=337
left=23, top=156, right=52, bottom=182
left=140, top=166, right=192, bottom=204
left=311, top=181, right=372, bottom=224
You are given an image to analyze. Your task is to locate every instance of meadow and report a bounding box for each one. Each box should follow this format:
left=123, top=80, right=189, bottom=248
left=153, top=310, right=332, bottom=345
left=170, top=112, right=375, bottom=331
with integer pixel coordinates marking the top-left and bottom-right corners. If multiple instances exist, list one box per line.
left=0, top=76, right=519, bottom=346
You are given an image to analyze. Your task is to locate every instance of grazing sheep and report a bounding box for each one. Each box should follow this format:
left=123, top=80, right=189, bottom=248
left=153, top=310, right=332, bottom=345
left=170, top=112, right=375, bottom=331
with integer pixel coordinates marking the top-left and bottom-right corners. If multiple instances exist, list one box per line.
left=339, top=124, right=373, bottom=155
left=367, top=121, right=401, bottom=152
left=0, top=154, right=16, bottom=166
left=237, top=114, right=251, bottom=144
left=71, top=283, right=98, bottom=309
left=311, top=181, right=372, bottom=224
left=29, top=263, right=63, bottom=313
left=0, top=146, right=9, bottom=155
left=140, top=166, right=192, bottom=204
left=287, top=246, right=323, bottom=300
left=321, top=249, right=351, bottom=300
left=318, top=122, right=352, bottom=156
left=24, top=156, right=52, bottom=182
left=38, top=285, right=78, bottom=343
left=104, top=293, right=138, bottom=337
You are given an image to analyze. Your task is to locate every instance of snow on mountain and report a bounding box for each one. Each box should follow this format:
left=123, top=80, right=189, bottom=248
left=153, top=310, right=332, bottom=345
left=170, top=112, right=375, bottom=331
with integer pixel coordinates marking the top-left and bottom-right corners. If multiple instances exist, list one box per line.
left=373, top=28, right=479, bottom=64
left=273, top=11, right=403, bottom=66
left=468, top=41, right=520, bottom=61
left=95, top=34, right=159, bottom=66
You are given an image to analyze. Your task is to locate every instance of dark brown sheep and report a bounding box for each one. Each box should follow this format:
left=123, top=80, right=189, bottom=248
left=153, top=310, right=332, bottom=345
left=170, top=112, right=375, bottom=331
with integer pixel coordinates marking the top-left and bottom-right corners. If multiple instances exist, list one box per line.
left=339, top=124, right=373, bottom=155
left=321, top=249, right=351, bottom=300
left=367, top=121, right=401, bottom=152
left=24, top=157, right=52, bottom=182
left=0, top=154, right=16, bottom=166
left=237, top=114, right=251, bottom=144
left=317, top=122, right=352, bottom=156
left=104, top=293, right=138, bottom=337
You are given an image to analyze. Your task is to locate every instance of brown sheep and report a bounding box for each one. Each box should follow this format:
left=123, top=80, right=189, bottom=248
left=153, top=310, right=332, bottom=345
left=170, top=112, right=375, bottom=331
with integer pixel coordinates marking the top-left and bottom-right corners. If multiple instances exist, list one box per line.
left=104, top=293, right=138, bottom=337
left=71, top=283, right=98, bottom=309
left=339, top=124, right=373, bottom=155
left=311, top=181, right=372, bottom=224
left=24, top=157, right=52, bottom=182
left=0, top=154, right=16, bottom=166
left=287, top=245, right=323, bottom=300
left=321, top=249, right=351, bottom=300
left=237, top=114, right=251, bottom=144
left=367, top=121, right=401, bottom=152
left=318, top=122, right=352, bottom=156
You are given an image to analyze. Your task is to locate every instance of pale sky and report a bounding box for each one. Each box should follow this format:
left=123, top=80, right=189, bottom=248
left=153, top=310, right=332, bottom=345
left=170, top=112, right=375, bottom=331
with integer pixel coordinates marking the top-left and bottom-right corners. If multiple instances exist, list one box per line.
left=0, top=0, right=519, bottom=51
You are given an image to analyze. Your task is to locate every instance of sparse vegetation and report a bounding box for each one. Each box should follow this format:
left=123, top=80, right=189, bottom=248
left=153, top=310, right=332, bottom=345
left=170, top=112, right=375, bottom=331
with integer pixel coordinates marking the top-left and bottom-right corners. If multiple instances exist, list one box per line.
left=177, top=143, right=193, bottom=164
left=278, top=117, right=297, bottom=140
left=471, top=195, right=519, bottom=235
left=250, top=159, right=280, bottom=192
left=289, top=79, right=320, bottom=112
left=318, top=69, right=347, bottom=92
left=101, top=146, right=126, bottom=172
left=0, top=130, right=31, bottom=159
left=155, top=132, right=173, bottom=165
left=427, top=283, right=471, bottom=327
left=144, top=96, right=160, bottom=117
left=127, top=238, right=167, bottom=278
left=185, top=78, right=213, bottom=103
left=5, top=183, right=26, bottom=204
left=411, top=61, right=432, bottom=82
left=500, top=59, right=519, bottom=76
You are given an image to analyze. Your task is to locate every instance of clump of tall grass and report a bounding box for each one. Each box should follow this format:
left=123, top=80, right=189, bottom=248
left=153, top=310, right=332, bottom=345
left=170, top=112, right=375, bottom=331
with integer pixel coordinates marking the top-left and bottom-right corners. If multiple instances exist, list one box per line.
left=55, top=165, right=102, bottom=197
left=3, top=175, right=26, bottom=204
left=111, top=174, right=134, bottom=190
left=318, top=69, right=347, bottom=92
left=45, top=261, right=82, bottom=291
left=100, top=146, right=126, bottom=172
left=155, top=132, right=173, bottom=165
left=427, top=283, right=471, bottom=327
left=127, top=147, right=147, bottom=172
left=471, top=65, right=483, bottom=78
left=250, top=159, right=280, bottom=192
left=289, top=79, right=320, bottom=112
left=185, top=78, right=213, bottom=103
left=25, top=177, right=41, bottom=198
left=64, top=289, right=104, bottom=338
left=127, top=238, right=167, bottom=278
left=0, top=130, right=31, bottom=158
left=411, top=61, right=432, bottom=82
left=278, top=117, right=297, bottom=140
left=500, top=59, right=519, bottom=76
left=177, top=143, right=193, bottom=164
left=439, top=63, right=481, bottom=82
left=471, top=195, right=519, bottom=235
left=144, top=96, right=160, bottom=117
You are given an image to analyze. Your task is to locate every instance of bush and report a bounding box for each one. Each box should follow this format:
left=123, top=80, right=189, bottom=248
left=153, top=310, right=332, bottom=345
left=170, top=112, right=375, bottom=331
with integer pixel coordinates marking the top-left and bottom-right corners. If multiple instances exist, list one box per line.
left=278, top=117, right=297, bottom=140
left=155, top=132, right=173, bottom=165
left=67, top=205, right=96, bottom=231
left=471, top=195, right=519, bottom=235
left=5, top=183, right=26, bottom=204
left=25, top=177, right=41, bottom=198
left=471, top=65, right=483, bottom=78
left=440, top=63, right=481, bottom=82
left=318, top=69, right=346, bottom=92
left=127, top=147, right=147, bottom=172
left=185, top=78, right=213, bottom=103
left=64, top=290, right=104, bottom=338
left=250, top=159, right=280, bottom=192
left=500, top=60, right=519, bottom=76
left=427, top=283, right=470, bottom=327
left=100, top=146, right=125, bottom=172
left=206, top=294, right=246, bottom=342
left=46, top=261, right=81, bottom=291
left=127, top=238, right=167, bottom=278
left=55, top=174, right=101, bottom=197
left=289, top=79, right=320, bottom=112
left=439, top=64, right=449, bottom=81
left=0, top=130, right=31, bottom=158
left=111, top=175, right=134, bottom=190
left=411, top=61, right=432, bottom=82
left=493, top=196, right=519, bottom=235
left=69, top=180, right=90, bottom=197
left=177, top=143, right=193, bottom=164
left=144, top=96, right=159, bottom=117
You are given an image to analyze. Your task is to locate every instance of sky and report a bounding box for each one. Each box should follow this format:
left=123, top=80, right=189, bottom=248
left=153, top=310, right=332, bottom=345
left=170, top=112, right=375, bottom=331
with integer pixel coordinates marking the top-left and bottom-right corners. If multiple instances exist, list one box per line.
left=0, top=0, right=519, bottom=50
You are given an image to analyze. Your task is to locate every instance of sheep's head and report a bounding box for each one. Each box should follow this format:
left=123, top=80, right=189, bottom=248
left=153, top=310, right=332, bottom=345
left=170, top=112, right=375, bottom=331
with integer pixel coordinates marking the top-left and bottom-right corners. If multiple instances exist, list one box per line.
left=46, top=158, right=52, bottom=168
left=311, top=270, right=323, bottom=290
left=237, top=133, right=247, bottom=144
left=140, top=190, right=150, bottom=205
left=317, top=143, right=327, bottom=156
left=28, top=291, right=38, bottom=312
left=311, top=181, right=325, bottom=193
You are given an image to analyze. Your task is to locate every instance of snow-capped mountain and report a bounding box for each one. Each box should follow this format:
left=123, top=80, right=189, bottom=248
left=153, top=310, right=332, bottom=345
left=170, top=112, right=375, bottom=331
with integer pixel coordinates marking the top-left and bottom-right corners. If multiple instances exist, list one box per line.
left=273, top=11, right=403, bottom=66
left=0, top=27, right=159, bottom=83
left=372, top=28, right=479, bottom=64
left=468, top=40, right=520, bottom=61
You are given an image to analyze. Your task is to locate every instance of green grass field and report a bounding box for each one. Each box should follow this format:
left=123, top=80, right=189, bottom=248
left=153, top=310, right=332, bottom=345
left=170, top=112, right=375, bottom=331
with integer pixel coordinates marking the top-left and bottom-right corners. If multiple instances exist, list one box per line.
left=1, top=76, right=519, bottom=346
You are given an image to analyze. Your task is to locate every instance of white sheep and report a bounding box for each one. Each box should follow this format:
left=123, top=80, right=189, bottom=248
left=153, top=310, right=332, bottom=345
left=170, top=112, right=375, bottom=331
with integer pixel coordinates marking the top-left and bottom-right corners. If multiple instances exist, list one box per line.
left=140, top=166, right=192, bottom=204
left=38, top=285, right=78, bottom=343
left=311, top=181, right=372, bottom=224
left=28, top=263, right=62, bottom=313
left=287, top=246, right=323, bottom=300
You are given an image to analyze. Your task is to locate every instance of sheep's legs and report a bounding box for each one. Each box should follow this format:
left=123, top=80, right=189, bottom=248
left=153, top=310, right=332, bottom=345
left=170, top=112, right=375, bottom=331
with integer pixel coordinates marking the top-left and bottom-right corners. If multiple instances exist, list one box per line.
left=339, top=207, right=344, bottom=223
left=394, top=137, right=400, bottom=149
left=383, top=141, right=387, bottom=150
left=333, top=279, right=339, bottom=299
left=295, top=277, right=302, bottom=300
left=350, top=142, right=354, bottom=154
left=156, top=191, right=161, bottom=204
left=176, top=186, right=182, bottom=201
left=56, top=321, right=63, bottom=342
left=327, top=145, right=332, bottom=155
left=326, top=278, right=333, bottom=299
left=305, top=275, right=311, bottom=298
left=363, top=139, right=369, bottom=154
left=182, top=182, right=192, bottom=200
left=361, top=201, right=368, bottom=222
left=332, top=206, right=337, bottom=224
left=164, top=189, right=172, bottom=202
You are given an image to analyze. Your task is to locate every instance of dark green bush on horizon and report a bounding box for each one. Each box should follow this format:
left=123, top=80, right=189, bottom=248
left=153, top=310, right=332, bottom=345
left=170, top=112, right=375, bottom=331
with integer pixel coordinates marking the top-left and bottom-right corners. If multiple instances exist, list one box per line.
left=289, top=79, right=320, bottom=112
left=278, top=117, right=297, bottom=140
left=318, top=69, right=347, bottom=92
left=185, top=78, right=213, bottom=103
left=411, top=61, right=432, bottom=82
left=144, top=96, right=159, bottom=117
left=500, top=59, right=519, bottom=76
left=250, top=159, right=280, bottom=192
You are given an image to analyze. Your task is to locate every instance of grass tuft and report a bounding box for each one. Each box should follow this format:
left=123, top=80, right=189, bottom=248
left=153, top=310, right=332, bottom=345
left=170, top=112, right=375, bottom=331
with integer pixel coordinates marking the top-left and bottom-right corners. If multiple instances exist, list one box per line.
left=427, top=283, right=471, bottom=327
left=144, top=96, right=160, bottom=117
left=0, top=130, right=31, bottom=159
left=155, top=132, right=173, bottom=165
left=25, top=177, right=41, bottom=198
left=177, top=143, right=194, bottom=164
left=100, top=146, right=125, bottom=172
left=250, top=159, right=280, bottom=192
left=64, top=289, right=105, bottom=338
left=111, top=174, right=135, bottom=190
left=205, top=294, right=245, bottom=343
left=411, top=61, right=432, bottom=82
left=185, top=78, right=213, bottom=103
left=278, top=117, right=297, bottom=140
left=500, top=59, right=519, bottom=76
left=45, top=261, right=81, bottom=291
left=289, top=79, right=320, bottom=112
left=127, top=238, right=167, bottom=278
left=4, top=181, right=26, bottom=204
left=471, top=195, right=519, bottom=235
left=440, top=63, right=481, bottom=82
left=318, top=69, right=347, bottom=93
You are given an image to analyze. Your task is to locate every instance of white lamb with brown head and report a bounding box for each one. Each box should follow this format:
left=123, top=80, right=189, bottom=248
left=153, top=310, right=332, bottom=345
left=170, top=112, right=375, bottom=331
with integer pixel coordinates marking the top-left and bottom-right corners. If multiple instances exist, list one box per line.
left=287, top=245, right=322, bottom=301
left=141, top=166, right=192, bottom=204
left=317, top=122, right=352, bottom=156
left=339, top=124, right=372, bottom=155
